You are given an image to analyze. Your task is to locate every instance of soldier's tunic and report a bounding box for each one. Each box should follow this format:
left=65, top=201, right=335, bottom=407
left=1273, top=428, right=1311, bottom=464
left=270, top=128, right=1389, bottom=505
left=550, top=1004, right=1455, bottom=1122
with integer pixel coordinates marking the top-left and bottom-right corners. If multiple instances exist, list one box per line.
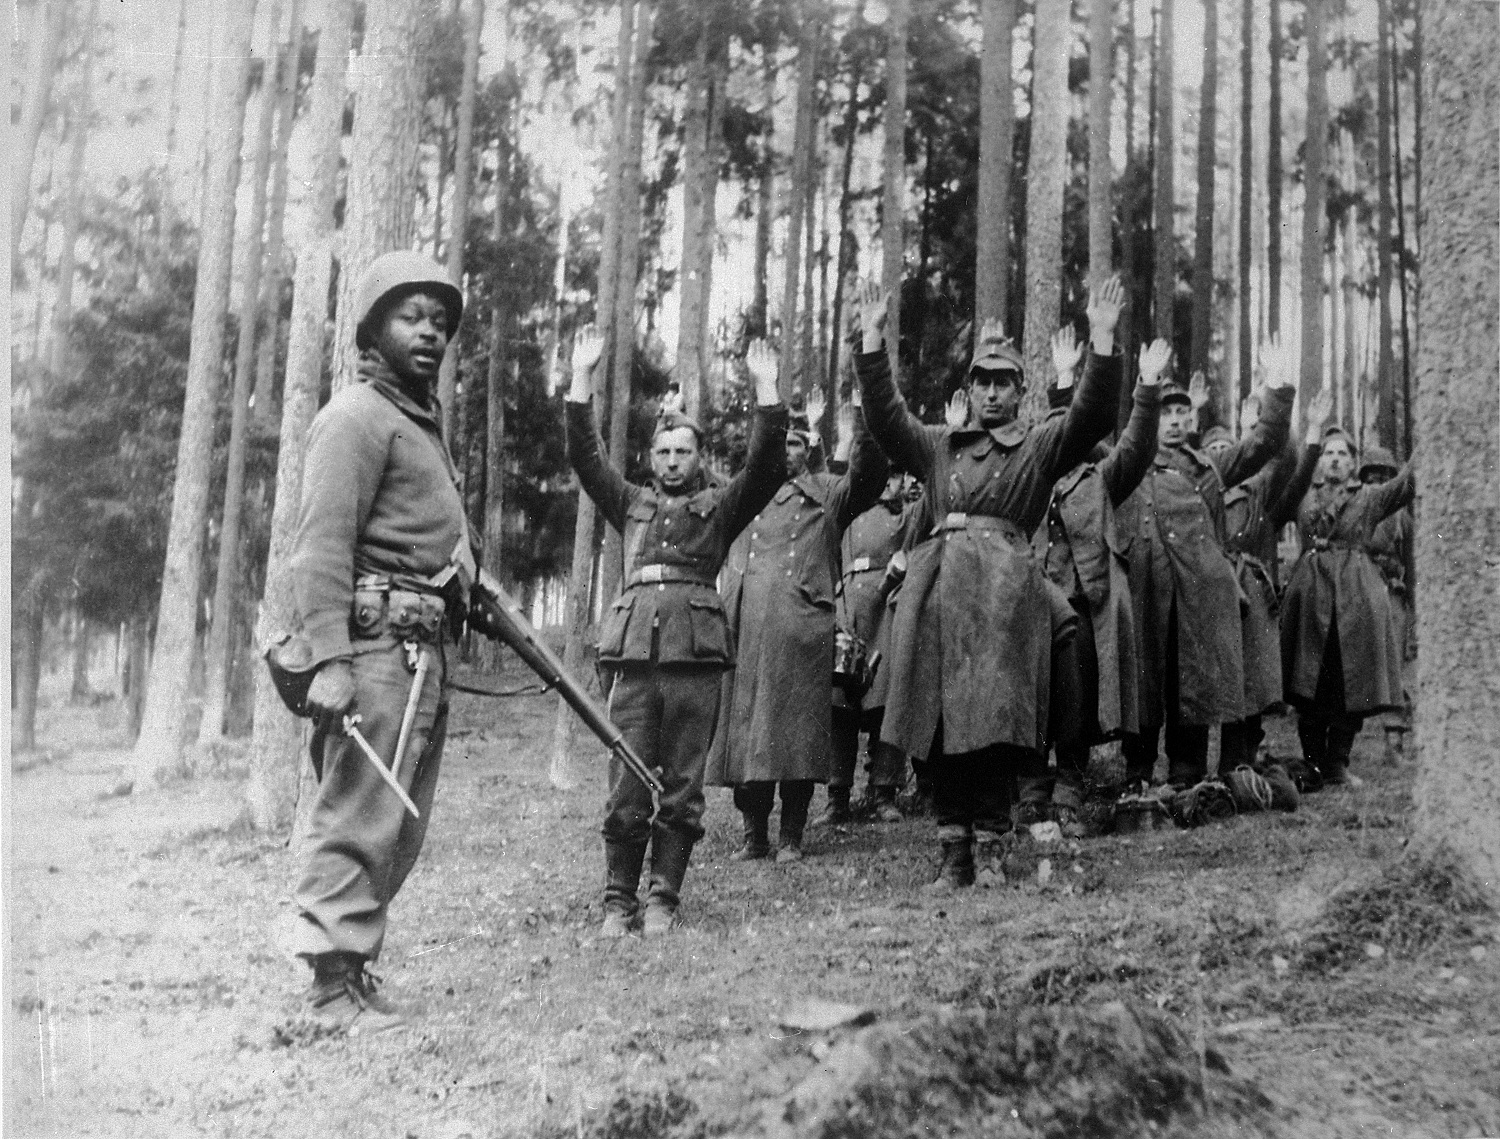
left=708, top=422, right=886, bottom=787
left=566, top=400, right=787, bottom=845
left=1280, top=463, right=1415, bottom=717
left=854, top=348, right=1120, bottom=764
left=288, top=353, right=469, bottom=962
left=1116, top=385, right=1291, bottom=785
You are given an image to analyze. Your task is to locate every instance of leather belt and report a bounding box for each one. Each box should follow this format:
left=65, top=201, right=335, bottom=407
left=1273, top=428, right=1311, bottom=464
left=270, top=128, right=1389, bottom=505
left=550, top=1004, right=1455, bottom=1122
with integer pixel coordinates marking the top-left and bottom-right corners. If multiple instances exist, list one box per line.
left=355, top=572, right=449, bottom=600
left=931, top=512, right=1027, bottom=544
left=846, top=556, right=878, bottom=574
left=1310, top=538, right=1356, bottom=552
left=626, top=563, right=717, bottom=589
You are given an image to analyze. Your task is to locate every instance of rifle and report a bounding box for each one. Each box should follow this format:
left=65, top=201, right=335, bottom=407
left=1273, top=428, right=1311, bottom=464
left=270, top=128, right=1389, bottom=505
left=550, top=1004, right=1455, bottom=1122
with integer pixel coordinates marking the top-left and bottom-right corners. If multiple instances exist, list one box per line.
left=468, top=569, right=665, bottom=810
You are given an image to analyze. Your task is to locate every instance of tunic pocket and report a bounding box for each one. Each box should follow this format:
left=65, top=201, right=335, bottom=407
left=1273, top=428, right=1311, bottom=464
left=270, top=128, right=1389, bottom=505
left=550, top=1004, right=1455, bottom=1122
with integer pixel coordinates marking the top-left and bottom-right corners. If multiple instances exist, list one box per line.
left=597, top=592, right=636, bottom=658
left=687, top=598, right=731, bottom=661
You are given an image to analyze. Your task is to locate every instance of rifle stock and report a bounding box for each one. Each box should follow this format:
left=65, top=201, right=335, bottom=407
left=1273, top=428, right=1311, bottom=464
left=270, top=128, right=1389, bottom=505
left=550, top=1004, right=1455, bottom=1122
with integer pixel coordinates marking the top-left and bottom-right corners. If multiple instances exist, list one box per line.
left=471, top=570, right=664, bottom=799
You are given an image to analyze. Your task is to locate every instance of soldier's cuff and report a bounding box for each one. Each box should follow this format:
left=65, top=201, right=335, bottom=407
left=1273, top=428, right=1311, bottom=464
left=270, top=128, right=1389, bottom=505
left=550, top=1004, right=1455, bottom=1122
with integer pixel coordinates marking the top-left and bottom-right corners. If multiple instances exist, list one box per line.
left=301, top=612, right=353, bottom=667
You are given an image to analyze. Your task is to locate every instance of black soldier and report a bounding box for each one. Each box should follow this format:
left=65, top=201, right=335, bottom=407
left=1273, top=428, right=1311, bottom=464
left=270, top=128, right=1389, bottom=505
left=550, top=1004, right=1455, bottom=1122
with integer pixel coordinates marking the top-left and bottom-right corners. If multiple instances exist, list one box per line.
left=566, top=330, right=786, bottom=935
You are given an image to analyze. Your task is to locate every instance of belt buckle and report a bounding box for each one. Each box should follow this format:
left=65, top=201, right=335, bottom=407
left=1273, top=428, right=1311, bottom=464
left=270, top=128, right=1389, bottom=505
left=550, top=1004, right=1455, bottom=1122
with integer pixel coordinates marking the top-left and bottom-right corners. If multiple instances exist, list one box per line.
left=639, top=564, right=664, bottom=583
left=945, top=512, right=968, bottom=529
left=852, top=556, right=872, bottom=572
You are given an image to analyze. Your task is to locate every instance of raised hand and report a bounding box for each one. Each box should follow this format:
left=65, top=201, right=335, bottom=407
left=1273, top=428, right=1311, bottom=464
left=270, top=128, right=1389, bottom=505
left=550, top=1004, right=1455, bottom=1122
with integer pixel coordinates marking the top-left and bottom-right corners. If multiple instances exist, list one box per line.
left=1138, top=339, right=1171, bottom=386
left=945, top=388, right=970, bottom=428
left=745, top=339, right=780, bottom=405
left=1051, top=325, right=1083, bottom=386
left=1259, top=335, right=1297, bottom=390
left=1188, top=371, right=1210, bottom=410
left=805, top=384, right=827, bottom=431
left=1304, top=386, right=1334, bottom=445
left=1086, top=274, right=1126, bottom=351
left=661, top=383, right=686, bottom=416
left=856, top=278, right=889, bottom=355
left=567, top=324, right=605, bottom=401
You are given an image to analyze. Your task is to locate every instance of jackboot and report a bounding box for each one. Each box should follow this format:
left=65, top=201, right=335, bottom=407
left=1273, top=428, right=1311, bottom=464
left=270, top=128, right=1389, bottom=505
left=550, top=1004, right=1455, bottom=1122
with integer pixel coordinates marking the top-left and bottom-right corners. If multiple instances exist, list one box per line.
left=643, top=827, right=694, bottom=935
left=601, top=841, right=647, bottom=937
left=776, top=782, right=814, bottom=863
left=1324, top=718, right=1362, bottom=787
left=813, top=786, right=852, bottom=827
left=731, top=812, right=770, bottom=861
left=974, top=832, right=1008, bottom=888
left=927, top=828, right=974, bottom=894
left=1294, top=717, right=1329, bottom=792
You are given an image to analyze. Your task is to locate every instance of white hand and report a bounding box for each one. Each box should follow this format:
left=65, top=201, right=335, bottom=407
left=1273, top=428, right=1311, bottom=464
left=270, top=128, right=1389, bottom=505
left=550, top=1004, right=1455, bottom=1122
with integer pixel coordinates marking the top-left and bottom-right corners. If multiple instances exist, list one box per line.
left=1137, top=339, right=1171, bottom=386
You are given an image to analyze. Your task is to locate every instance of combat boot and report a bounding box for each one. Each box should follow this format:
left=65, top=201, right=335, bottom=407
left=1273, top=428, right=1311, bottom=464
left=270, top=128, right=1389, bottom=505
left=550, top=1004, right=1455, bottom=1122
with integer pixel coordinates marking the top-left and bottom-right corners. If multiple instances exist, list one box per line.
left=926, top=828, right=974, bottom=894
left=731, top=812, right=770, bottom=861
left=777, top=789, right=812, bottom=863
left=601, top=841, right=647, bottom=938
left=643, top=827, right=694, bottom=936
left=973, top=831, right=1009, bottom=888
left=302, top=952, right=405, bottom=1035
left=813, top=787, right=852, bottom=827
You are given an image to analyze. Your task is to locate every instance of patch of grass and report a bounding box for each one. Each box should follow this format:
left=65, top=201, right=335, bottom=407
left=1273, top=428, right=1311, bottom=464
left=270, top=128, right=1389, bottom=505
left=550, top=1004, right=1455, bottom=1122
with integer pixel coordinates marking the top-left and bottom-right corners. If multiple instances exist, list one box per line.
left=1298, top=847, right=1495, bottom=972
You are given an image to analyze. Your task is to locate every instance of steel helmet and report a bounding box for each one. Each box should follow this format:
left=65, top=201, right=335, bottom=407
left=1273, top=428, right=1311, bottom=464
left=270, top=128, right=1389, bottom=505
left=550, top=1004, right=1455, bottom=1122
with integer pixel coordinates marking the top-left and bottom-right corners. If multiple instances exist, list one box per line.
left=352, top=250, right=464, bottom=351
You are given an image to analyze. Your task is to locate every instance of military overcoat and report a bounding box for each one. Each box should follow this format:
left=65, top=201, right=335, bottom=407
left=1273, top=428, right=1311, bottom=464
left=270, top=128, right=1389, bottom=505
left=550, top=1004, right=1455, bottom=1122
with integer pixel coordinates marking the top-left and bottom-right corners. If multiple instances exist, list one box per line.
left=1221, top=442, right=1320, bottom=717
left=838, top=498, right=917, bottom=712
left=1034, top=380, right=1161, bottom=736
left=855, top=347, right=1120, bottom=758
left=1280, top=464, right=1414, bottom=714
left=1115, top=385, right=1292, bottom=727
left=707, top=423, right=887, bottom=785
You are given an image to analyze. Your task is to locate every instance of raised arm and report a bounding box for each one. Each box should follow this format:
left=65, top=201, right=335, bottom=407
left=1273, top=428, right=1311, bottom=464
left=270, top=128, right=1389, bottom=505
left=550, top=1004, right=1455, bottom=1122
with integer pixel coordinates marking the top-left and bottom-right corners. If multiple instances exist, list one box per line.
left=1098, top=340, right=1167, bottom=505
left=1268, top=386, right=1332, bottom=525
left=1042, top=275, right=1126, bottom=478
left=852, top=278, right=939, bottom=478
left=836, top=395, right=891, bottom=531
left=720, top=339, right=790, bottom=539
left=1216, top=337, right=1295, bottom=487
left=1366, top=455, right=1416, bottom=523
left=564, top=326, right=631, bottom=532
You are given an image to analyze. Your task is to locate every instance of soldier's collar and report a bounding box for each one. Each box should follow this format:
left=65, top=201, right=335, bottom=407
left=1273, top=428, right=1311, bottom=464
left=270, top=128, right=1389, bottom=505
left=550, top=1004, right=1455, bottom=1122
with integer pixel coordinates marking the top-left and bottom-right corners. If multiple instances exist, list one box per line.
left=357, top=351, right=441, bottom=431
left=949, top=420, right=1027, bottom=449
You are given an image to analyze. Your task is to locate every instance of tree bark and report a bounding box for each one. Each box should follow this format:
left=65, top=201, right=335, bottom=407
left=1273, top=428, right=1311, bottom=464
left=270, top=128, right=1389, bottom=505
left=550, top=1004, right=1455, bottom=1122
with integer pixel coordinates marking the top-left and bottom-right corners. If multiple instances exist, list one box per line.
left=1237, top=0, right=1252, bottom=402
left=329, top=0, right=434, bottom=388
left=1189, top=0, right=1217, bottom=390
left=826, top=30, right=864, bottom=408
left=127, top=615, right=149, bottom=743
left=601, top=0, right=654, bottom=605
left=202, top=0, right=287, bottom=745
left=46, top=0, right=98, bottom=382
left=799, top=117, right=821, bottom=398
left=438, top=0, right=485, bottom=444
left=1019, top=0, right=1072, bottom=421
left=484, top=111, right=512, bottom=610
left=778, top=8, right=821, bottom=399
left=247, top=0, right=352, bottom=832
left=12, top=0, right=66, bottom=266
left=1150, top=0, right=1175, bottom=342
left=879, top=0, right=909, bottom=379
left=675, top=11, right=713, bottom=415
left=1087, top=0, right=1114, bottom=289
left=1373, top=0, right=1395, bottom=448
left=976, top=0, right=1016, bottom=326
left=1266, top=0, right=1282, bottom=337
left=552, top=0, right=636, bottom=786
left=131, top=0, right=259, bottom=786
left=749, top=47, right=777, bottom=340
left=13, top=596, right=46, bottom=753
left=165, top=0, right=190, bottom=164
left=1389, top=32, right=1414, bottom=458
left=69, top=617, right=92, bottom=704
left=697, top=47, right=727, bottom=411
left=252, top=0, right=307, bottom=427
left=1411, top=0, right=1500, bottom=903
left=1298, top=0, right=1327, bottom=402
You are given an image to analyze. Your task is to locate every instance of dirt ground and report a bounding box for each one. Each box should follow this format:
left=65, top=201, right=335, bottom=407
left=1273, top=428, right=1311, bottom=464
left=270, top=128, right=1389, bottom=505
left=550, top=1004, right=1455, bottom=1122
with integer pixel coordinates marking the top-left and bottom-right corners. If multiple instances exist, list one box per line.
left=8, top=655, right=1499, bottom=1139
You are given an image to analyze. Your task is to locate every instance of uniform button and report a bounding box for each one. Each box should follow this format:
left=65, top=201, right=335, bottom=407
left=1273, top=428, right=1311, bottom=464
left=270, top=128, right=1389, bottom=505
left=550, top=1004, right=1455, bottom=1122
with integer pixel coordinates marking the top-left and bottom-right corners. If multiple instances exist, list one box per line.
left=749, top=552, right=755, bottom=559
left=662, top=540, right=669, bottom=547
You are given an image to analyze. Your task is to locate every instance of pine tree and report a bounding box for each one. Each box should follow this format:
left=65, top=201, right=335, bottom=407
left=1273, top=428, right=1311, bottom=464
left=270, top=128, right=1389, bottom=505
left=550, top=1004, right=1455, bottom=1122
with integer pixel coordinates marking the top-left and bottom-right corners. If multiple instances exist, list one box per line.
left=1298, top=0, right=1328, bottom=402
left=976, top=0, right=1016, bottom=325
left=1087, top=0, right=1114, bottom=288
left=1374, top=0, right=1396, bottom=448
left=1266, top=0, right=1282, bottom=336
left=1151, top=0, right=1175, bottom=341
left=1236, top=0, right=1253, bottom=402
left=1189, top=0, right=1217, bottom=398
left=130, top=0, right=259, bottom=785
left=879, top=0, right=910, bottom=377
left=11, top=0, right=66, bottom=265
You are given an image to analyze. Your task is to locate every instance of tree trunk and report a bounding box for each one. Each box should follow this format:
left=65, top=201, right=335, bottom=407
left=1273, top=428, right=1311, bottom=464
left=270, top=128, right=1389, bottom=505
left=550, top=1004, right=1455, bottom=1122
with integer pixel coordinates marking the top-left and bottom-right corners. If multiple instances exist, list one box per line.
left=13, top=596, right=46, bottom=754
left=439, top=0, right=485, bottom=444
left=1151, top=0, right=1175, bottom=342
left=551, top=0, right=636, bottom=787
left=1266, top=0, right=1282, bottom=337
left=202, top=0, right=287, bottom=745
left=47, top=0, right=100, bottom=382
left=11, top=0, right=65, bottom=265
left=1019, top=0, right=1072, bottom=421
left=252, top=0, right=306, bottom=428
left=247, top=0, right=352, bottom=832
left=1409, top=0, right=1422, bottom=360
left=131, top=0, right=259, bottom=786
left=826, top=35, right=863, bottom=408
left=1118, top=0, right=1141, bottom=432
left=329, top=0, right=434, bottom=388
left=69, top=618, right=92, bottom=704
left=749, top=47, right=777, bottom=340
left=1189, top=0, right=1217, bottom=390
left=1237, top=0, right=1252, bottom=402
left=1298, top=0, right=1327, bottom=403
left=166, top=0, right=189, bottom=164
left=1412, top=0, right=1500, bottom=902
left=1340, top=136, right=1357, bottom=433
left=879, top=0, right=909, bottom=379
left=484, top=111, right=511, bottom=610
left=601, top=0, right=654, bottom=606
left=127, top=615, right=149, bottom=743
left=1373, top=0, right=1395, bottom=449
left=976, top=0, right=1016, bottom=326
left=1389, top=35, right=1414, bottom=458
left=675, top=12, right=712, bottom=415
left=799, top=120, right=821, bottom=398
left=777, top=9, right=821, bottom=399
left=1087, top=0, right=1114, bottom=289
left=696, top=48, right=727, bottom=411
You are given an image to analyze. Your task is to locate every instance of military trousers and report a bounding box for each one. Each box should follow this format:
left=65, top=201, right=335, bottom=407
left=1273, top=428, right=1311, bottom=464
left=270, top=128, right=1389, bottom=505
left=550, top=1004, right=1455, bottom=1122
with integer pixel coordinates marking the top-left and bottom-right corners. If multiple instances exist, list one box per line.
left=1019, top=592, right=1091, bottom=808
left=1124, top=601, right=1209, bottom=787
left=928, top=720, right=1019, bottom=839
left=830, top=706, right=907, bottom=793
left=603, top=663, right=722, bottom=844
left=292, top=638, right=447, bottom=963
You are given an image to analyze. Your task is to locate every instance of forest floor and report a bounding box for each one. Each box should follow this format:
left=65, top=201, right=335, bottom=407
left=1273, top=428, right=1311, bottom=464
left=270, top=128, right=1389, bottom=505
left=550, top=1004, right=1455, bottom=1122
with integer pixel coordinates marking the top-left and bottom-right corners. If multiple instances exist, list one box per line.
left=8, top=652, right=1499, bottom=1139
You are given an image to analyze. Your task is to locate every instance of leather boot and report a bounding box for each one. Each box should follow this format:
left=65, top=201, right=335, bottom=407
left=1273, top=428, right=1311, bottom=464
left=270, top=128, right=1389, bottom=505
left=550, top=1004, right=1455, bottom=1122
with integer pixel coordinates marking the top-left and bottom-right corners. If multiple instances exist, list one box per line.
left=1324, top=718, right=1361, bottom=787
left=644, top=827, right=694, bottom=935
left=777, top=782, right=814, bottom=862
left=927, top=828, right=974, bottom=894
left=731, top=812, right=770, bottom=861
left=813, top=786, right=852, bottom=827
left=1294, top=717, right=1328, bottom=792
left=601, top=841, right=647, bottom=937
left=974, top=831, right=1008, bottom=888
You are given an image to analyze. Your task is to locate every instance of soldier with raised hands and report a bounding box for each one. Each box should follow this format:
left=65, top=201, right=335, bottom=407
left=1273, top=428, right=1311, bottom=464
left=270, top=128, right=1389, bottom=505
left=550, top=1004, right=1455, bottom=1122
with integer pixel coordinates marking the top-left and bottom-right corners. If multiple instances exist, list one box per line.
left=852, top=275, right=1124, bottom=892
left=566, top=329, right=787, bottom=936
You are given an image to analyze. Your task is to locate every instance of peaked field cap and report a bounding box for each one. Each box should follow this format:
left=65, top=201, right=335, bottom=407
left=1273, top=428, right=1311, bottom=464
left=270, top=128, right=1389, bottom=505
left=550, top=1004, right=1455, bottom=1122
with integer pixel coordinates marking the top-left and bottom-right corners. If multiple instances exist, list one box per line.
left=1321, top=423, right=1356, bottom=449
left=353, top=250, right=464, bottom=350
left=1159, top=381, right=1192, bottom=406
left=1201, top=425, right=1234, bottom=448
left=654, top=408, right=704, bottom=442
left=969, top=330, right=1023, bottom=373
left=1359, top=445, right=1397, bottom=474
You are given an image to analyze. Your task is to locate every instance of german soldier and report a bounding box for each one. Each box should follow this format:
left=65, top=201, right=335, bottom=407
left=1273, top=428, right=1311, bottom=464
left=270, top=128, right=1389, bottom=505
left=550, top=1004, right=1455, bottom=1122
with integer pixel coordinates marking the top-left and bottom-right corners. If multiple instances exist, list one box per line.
left=287, top=251, right=471, bottom=1032
left=566, top=331, right=786, bottom=935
